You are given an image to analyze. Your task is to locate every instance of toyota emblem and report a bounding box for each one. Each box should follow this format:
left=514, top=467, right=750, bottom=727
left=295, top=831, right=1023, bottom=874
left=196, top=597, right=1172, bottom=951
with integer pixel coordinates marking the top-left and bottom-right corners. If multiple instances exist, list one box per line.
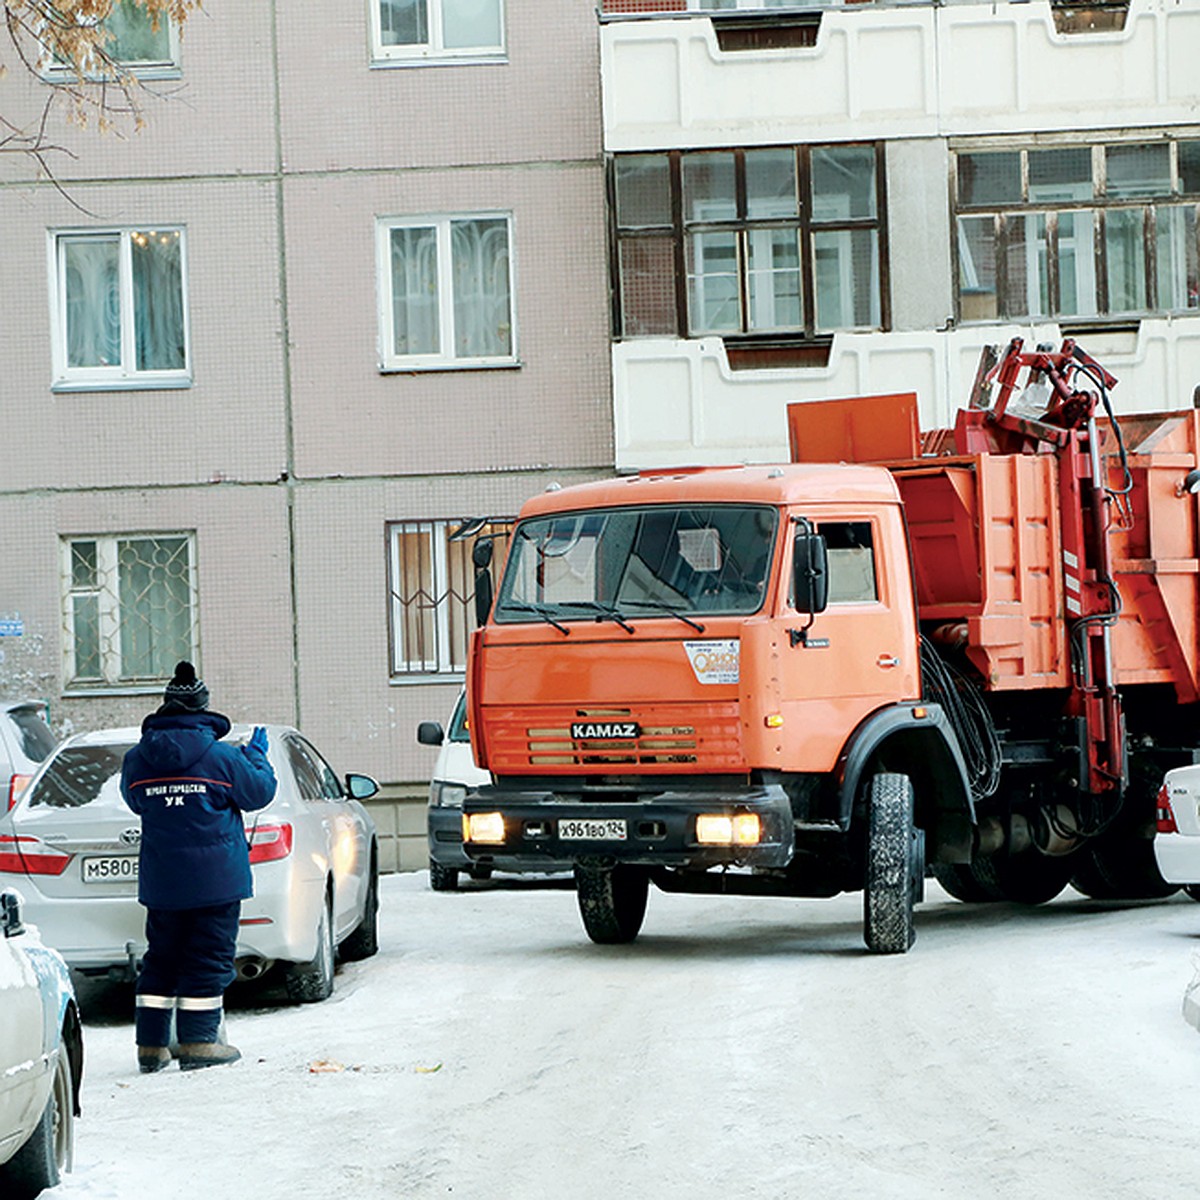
left=119, top=827, right=142, bottom=846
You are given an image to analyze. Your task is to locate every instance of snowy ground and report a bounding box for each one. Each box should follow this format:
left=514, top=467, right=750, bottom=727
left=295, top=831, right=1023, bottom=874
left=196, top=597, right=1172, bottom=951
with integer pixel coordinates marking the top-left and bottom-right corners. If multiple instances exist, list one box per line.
left=43, top=873, right=1200, bottom=1200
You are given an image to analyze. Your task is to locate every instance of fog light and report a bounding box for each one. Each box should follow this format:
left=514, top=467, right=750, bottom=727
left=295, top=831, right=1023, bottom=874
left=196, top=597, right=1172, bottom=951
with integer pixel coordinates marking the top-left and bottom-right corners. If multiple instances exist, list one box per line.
left=465, top=811, right=506, bottom=845
left=695, top=813, right=762, bottom=846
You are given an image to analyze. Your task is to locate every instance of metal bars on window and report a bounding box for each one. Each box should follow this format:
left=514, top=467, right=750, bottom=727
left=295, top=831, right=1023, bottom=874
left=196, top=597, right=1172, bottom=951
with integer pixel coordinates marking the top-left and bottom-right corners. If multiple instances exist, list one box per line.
left=61, top=533, right=198, bottom=689
left=386, top=519, right=511, bottom=676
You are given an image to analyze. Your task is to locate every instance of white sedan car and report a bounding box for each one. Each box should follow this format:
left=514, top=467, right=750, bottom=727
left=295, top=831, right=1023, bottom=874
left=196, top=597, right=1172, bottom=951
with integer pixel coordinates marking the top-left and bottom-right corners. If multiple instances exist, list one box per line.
left=0, top=724, right=380, bottom=1003
left=1154, top=763, right=1200, bottom=899
left=0, top=888, right=82, bottom=1198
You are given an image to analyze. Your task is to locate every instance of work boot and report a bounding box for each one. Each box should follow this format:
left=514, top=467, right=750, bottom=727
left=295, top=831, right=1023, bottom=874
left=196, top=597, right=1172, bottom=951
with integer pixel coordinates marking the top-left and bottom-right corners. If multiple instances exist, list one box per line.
left=178, top=1042, right=242, bottom=1071
left=137, top=1046, right=172, bottom=1074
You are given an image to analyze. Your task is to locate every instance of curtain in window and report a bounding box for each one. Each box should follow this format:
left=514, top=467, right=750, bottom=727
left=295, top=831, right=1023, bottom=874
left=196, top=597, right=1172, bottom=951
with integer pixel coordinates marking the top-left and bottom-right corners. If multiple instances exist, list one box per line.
left=1106, top=209, right=1147, bottom=313
left=451, top=218, right=511, bottom=358
left=379, top=0, right=427, bottom=45
left=64, top=237, right=120, bottom=369
left=391, top=226, right=439, bottom=356
left=117, top=537, right=192, bottom=681
left=132, top=231, right=185, bottom=371
left=105, top=0, right=172, bottom=63
left=394, top=528, right=437, bottom=671
left=1156, top=205, right=1199, bottom=311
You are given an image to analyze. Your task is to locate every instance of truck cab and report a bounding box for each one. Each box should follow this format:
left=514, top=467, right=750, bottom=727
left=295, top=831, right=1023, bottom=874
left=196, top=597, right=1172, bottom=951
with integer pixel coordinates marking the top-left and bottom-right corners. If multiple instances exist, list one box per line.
left=462, top=464, right=972, bottom=952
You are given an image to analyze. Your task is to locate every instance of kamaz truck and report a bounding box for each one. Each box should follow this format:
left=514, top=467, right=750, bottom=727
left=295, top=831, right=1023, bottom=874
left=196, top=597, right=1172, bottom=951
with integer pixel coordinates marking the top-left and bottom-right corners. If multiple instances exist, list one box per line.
left=461, top=340, right=1200, bottom=953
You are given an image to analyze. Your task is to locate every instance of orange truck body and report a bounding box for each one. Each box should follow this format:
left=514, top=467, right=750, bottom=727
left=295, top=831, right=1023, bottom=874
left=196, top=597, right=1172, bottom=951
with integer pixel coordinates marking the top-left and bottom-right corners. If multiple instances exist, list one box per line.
left=462, top=341, right=1200, bottom=949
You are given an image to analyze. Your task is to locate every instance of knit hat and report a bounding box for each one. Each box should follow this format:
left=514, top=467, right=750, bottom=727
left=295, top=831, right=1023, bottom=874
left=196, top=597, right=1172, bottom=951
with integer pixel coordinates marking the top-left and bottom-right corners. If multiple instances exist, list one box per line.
left=161, top=661, right=210, bottom=713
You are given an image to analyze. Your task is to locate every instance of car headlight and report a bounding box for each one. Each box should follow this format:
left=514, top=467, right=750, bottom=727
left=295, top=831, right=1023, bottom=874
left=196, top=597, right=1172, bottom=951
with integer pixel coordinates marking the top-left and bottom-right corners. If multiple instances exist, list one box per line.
left=429, top=782, right=468, bottom=809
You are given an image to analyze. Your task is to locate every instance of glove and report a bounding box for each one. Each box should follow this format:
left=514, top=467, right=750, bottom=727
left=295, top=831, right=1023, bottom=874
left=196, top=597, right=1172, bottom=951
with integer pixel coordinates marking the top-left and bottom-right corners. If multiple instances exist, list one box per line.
left=246, top=726, right=269, bottom=757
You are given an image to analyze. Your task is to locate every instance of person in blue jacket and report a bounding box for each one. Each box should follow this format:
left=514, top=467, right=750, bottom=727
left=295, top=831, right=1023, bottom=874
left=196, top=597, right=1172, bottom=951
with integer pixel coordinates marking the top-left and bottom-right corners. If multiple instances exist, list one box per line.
left=121, top=661, right=277, bottom=1073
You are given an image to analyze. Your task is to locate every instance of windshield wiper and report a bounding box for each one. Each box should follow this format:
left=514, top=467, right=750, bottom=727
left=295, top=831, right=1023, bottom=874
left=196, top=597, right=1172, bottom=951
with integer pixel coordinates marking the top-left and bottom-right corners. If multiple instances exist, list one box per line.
left=500, top=602, right=571, bottom=636
left=567, top=601, right=636, bottom=634
left=619, top=599, right=706, bottom=634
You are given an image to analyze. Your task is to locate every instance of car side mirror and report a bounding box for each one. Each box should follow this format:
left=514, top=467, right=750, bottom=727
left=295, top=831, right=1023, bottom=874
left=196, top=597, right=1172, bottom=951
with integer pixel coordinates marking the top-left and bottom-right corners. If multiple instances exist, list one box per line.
left=473, top=539, right=495, bottom=625
left=345, top=773, right=379, bottom=801
left=2, top=889, right=25, bottom=939
left=417, top=721, right=445, bottom=747
left=792, top=531, right=829, bottom=615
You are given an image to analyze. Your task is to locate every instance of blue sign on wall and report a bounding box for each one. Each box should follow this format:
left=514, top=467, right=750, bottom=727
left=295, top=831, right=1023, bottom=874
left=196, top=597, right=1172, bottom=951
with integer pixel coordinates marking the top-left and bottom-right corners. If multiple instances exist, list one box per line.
left=0, top=618, right=24, bottom=637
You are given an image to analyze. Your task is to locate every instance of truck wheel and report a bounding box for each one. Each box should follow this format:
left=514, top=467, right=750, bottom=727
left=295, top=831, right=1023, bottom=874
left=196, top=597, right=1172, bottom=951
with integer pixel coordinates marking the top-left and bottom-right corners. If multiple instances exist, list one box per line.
left=575, top=863, right=649, bottom=944
left=429, top=860, right=460, bottom=892
left=972, top=850, right=1074, bottom=905
left=863, top=772, right=921, bottom=955
left=1070, top=839, right=1178, bottom=901
left=930, top=862, right=1003, bottom=903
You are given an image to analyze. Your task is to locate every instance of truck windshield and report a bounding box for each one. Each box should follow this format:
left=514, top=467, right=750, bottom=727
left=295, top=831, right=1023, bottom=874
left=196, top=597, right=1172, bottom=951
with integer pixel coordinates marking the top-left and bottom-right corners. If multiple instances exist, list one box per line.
left=494, top=504, right=778, bottom=623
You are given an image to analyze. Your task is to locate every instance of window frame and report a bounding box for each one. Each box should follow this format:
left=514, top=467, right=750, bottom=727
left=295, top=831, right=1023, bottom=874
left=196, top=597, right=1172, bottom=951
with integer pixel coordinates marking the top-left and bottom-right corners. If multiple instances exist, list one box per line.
left=951, top=135, right=1200, bottom=324
left=609, top=143, right=889, bottom=343
left=376, top=212, right=518, bottom=372
left=369, top=0, right=507, bottom=66
left=40, top=0, right=182, bottom=81
left=48, top=226, right=192, bottom=392
left=386, top=518, right=512, bottom=679
left=59, top=531, right=200, bottom=694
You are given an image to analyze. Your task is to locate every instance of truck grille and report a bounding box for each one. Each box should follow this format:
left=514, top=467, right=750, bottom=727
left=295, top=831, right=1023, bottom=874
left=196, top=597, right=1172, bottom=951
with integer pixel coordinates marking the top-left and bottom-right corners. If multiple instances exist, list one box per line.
left=486, top=705, right=742, bottom=772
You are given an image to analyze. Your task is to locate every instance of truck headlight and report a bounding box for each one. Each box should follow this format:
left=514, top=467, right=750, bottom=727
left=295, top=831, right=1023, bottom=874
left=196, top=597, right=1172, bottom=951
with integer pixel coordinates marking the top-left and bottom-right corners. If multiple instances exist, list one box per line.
left=464, top=812, right=506, bottom=845
left=695, top=813, right=762, bottom=846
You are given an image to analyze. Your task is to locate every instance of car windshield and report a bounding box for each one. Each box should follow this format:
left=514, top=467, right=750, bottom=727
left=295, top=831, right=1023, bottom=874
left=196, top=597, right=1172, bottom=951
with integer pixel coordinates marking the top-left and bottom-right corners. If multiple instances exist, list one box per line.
left=25, top=744, right=134, bottom=810
left=494, top=504, right=778, bottom=623
left=448, top=693, right=470, bottom=744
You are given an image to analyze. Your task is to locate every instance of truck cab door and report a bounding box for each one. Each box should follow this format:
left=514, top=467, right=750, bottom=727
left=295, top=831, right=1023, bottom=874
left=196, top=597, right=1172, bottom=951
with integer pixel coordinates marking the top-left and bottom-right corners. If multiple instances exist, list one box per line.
left=777, top=516, right=919, bottom=773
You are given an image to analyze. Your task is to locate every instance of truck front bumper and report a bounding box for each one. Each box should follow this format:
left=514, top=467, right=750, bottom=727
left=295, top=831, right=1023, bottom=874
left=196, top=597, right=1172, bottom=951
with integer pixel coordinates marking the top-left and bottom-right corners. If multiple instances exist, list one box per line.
left=461, top=783, right=795, bottom=871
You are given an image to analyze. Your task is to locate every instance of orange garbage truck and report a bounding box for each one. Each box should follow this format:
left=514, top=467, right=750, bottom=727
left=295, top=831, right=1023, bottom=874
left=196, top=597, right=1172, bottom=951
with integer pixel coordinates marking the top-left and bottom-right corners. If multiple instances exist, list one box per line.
left=461, top=339, right=1200, bottom=953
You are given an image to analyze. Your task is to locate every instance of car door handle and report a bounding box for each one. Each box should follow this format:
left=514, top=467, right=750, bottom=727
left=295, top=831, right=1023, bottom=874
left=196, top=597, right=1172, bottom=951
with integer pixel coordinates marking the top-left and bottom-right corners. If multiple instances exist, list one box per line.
left=877, top=654, right=900, bottom=669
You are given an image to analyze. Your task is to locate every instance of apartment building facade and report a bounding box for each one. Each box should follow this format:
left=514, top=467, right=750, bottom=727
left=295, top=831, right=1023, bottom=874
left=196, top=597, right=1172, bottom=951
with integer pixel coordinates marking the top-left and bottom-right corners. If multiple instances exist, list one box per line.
left=600, top=0, right=1200, bottom=467
left=0, top=1, right=612, bottom=867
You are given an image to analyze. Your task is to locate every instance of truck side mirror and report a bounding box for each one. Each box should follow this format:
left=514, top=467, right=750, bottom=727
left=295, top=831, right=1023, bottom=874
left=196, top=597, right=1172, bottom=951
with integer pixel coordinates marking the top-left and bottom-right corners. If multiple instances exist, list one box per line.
left=792, top=532, right=829, bottom=614
left=473, top=539, right=494, bottom=626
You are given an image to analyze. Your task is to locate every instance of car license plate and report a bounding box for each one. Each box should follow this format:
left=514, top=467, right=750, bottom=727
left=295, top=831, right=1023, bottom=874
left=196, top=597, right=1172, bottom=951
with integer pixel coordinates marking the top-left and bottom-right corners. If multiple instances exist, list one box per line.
left=82, top=855, right=139, bottom=883
left=559, top=818, right=627, bottom=841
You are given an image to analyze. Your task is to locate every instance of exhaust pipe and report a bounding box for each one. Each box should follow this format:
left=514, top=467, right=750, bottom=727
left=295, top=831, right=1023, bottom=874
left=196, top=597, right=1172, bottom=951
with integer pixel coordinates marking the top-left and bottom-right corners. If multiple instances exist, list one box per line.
left=235, top=957, right=271, bottom=982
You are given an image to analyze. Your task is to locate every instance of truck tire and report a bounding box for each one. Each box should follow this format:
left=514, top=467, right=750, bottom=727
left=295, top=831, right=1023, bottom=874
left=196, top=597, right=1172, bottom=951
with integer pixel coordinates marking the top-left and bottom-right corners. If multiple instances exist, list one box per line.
left=1070, top=839, right=1177, bottom=901
left=863, top=772, right=921, bottom=955
left=930, top=862, right=1003, bottom=903
left=575, top=863, right=649, bottom=944
left=971, top=850, right=1074, bottom=905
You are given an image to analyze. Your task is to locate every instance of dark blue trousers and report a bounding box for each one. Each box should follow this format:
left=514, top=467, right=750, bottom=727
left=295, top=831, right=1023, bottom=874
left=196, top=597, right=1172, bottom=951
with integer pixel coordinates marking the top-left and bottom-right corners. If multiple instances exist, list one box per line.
left=135, top=901, right=241, bottom=1047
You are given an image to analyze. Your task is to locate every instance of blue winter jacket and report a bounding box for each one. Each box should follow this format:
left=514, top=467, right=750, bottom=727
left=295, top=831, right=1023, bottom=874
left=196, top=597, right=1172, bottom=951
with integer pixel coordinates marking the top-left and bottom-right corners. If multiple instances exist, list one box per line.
left=120, top=711, right=277, bottom=910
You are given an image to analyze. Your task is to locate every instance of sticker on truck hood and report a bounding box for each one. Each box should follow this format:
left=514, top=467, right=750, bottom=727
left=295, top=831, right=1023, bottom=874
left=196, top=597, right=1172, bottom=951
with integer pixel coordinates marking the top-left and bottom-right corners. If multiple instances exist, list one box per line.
left=683, top=639, right=740, bottom=685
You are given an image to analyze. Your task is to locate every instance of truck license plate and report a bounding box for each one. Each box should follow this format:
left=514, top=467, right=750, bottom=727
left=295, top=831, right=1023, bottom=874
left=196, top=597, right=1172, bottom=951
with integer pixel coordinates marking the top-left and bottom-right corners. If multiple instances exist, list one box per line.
left=559, top=818, right=627, bottom=841
left=82, top=856, right=139, bottom=883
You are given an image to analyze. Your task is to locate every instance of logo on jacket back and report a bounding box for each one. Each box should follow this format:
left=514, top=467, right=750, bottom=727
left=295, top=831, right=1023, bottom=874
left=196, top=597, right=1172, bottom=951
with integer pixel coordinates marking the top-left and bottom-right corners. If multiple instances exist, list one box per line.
left=571, top=721, right=640, bottom=740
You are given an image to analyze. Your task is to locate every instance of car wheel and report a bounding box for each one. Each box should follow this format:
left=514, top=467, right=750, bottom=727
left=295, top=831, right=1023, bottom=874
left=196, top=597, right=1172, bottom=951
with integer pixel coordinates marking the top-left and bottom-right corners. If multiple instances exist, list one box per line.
left=574, top=862, right=649, bottom=944
left=285, top=892, right=335, bottom=1004
left=863, top=772, right=922, bottom=955
left=0, top=1040, right=74, bottom=1198
left=339, top=851, right=379, bottom=963
left=429, top=860, right=459, bottom=892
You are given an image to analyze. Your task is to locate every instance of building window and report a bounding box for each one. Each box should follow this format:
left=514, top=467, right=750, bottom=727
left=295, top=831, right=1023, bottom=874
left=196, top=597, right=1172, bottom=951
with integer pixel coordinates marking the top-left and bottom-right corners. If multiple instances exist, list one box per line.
left=61, top=534, right=198, bottom=690
left=50, top=227, right=190, bottom=391
left=954, top=138, right=1200, bottom=323
left=387, top=519, right=511, bottom=676
left=611, top=144, right=886, bottom=341
left=371, top=0, right=505, bottom=63
left=377, top=214, right=516, bottom=370
left=44, top=0, right=180, bottom=78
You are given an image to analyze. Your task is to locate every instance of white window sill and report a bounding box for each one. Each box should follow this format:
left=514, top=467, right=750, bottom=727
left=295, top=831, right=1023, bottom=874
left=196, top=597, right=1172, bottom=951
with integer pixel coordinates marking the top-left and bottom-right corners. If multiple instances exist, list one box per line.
left=379, top=359, right=521, bottom=375
left=369, top=53, right=507, bottom=69
left=62, top=685, right=166, bottom=699
left=52, top=375, right=193, bottom=394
